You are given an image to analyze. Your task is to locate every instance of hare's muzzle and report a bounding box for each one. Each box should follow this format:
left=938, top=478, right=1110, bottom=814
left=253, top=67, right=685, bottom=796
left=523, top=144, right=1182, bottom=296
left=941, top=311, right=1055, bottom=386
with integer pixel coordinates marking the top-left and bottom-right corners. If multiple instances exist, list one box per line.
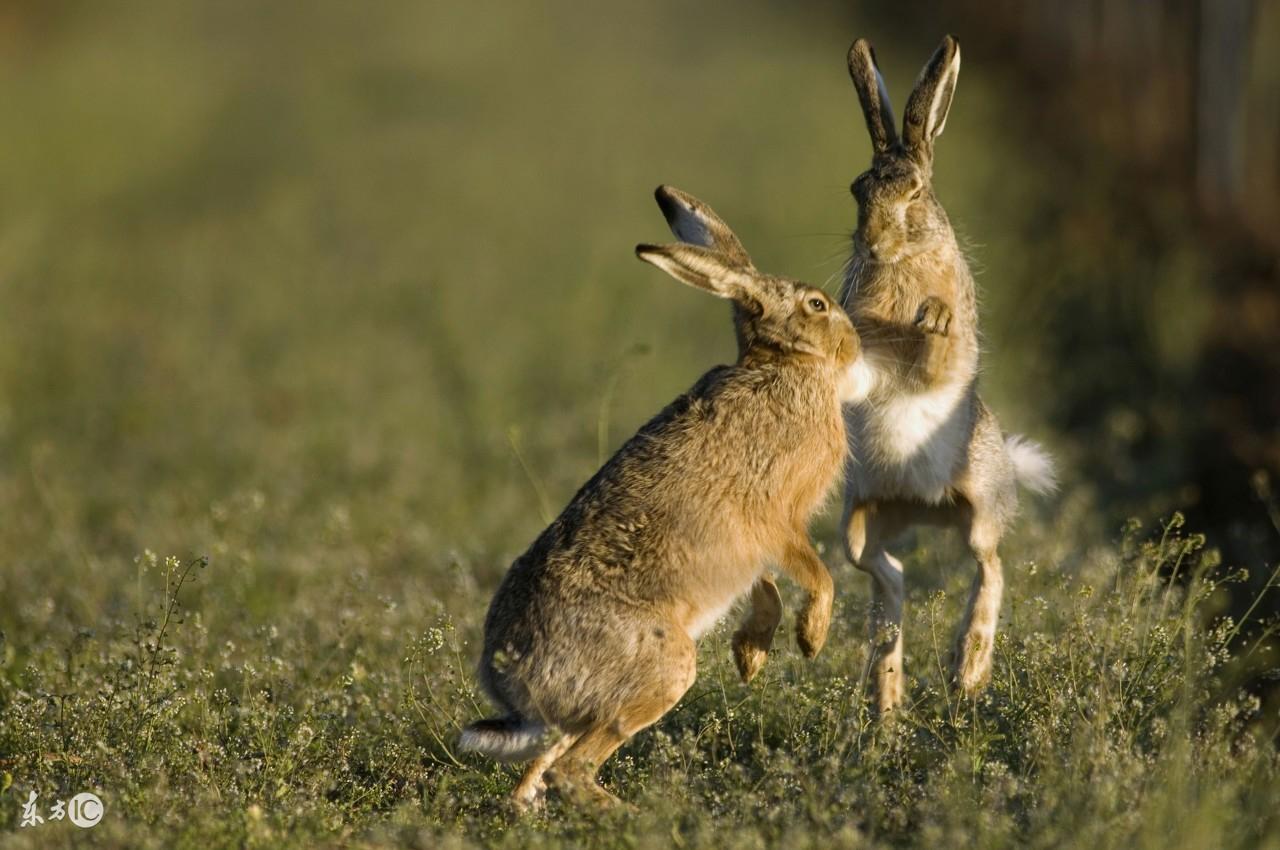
left=834, top=316, right=860, bottom=369
left=839, top=343, right=875, bottom=404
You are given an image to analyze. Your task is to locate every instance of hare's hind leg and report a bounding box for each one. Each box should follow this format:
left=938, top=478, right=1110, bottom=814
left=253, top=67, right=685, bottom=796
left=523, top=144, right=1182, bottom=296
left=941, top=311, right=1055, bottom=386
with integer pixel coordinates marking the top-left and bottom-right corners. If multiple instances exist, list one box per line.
left=846, top=502, right=909, bottom=715
left=545, top=726, right=630, bottom=808
left=511, top=733, right=579, bottom=812
left=950, top=504, right=1004, bottom=696
left=732, top=575, right=782, bottom=683
left=951, top=418, right=1017, bottom=697
left=546, top=625, right=696, bottom=808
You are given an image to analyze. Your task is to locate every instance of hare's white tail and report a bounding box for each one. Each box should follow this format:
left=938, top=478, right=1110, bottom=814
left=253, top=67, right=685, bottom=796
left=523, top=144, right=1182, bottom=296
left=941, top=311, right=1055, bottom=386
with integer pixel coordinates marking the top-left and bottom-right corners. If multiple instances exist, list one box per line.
left=458, top=716, right=548, bottom=762
left=1004, top=435, right=1057, bottom=496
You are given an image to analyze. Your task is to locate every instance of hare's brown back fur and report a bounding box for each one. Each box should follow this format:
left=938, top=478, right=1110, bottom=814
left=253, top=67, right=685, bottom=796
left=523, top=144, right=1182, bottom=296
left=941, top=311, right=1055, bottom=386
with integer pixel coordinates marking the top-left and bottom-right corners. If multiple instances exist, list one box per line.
left=480, top=352, right=845, bottom=732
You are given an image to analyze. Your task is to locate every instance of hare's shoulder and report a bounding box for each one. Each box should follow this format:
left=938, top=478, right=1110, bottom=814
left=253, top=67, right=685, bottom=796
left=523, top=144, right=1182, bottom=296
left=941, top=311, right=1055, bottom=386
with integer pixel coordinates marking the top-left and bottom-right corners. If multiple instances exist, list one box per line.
left=513, top=366, right=745, bottom=569
left=627, top=363, right=748, bottom=442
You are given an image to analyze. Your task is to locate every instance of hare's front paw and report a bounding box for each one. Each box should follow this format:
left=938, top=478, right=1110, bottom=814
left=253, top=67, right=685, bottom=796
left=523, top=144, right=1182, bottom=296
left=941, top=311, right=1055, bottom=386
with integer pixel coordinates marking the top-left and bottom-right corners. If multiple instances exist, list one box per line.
left=914, top=296, right=952, bottom=336
left=795, top=594, right=832, bottom=659
left=732, top=628, right=771, bottom=684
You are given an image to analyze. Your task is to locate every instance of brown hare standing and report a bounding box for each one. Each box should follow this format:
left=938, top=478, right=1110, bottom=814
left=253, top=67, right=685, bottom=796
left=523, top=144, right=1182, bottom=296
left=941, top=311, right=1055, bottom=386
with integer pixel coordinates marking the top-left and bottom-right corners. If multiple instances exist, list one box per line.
left=459, top=186, right=862, bottom=810
left=838, top=35, right=1056, bottom=714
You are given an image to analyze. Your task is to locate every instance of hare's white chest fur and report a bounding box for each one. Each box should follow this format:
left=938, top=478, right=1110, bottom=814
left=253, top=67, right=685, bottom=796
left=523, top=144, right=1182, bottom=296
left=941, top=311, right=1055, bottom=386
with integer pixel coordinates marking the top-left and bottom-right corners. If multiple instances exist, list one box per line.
left=876, top=378, right=969, bottom=460
left=844, top=361, right=972, bottom=504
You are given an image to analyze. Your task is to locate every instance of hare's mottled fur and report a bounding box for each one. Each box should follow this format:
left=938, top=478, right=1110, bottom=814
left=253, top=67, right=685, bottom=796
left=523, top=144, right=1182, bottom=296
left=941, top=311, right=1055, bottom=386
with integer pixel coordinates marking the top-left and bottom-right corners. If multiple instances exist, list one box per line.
left=838, top=36, right=1056, bottom=713
left=459, top=187, right=860, bottom=810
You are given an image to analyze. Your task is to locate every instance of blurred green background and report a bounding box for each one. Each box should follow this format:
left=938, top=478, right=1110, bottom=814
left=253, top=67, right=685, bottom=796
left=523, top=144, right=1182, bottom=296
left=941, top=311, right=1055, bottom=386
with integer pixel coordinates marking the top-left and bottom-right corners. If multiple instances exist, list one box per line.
left=0, top=1, right=1055, bottom=584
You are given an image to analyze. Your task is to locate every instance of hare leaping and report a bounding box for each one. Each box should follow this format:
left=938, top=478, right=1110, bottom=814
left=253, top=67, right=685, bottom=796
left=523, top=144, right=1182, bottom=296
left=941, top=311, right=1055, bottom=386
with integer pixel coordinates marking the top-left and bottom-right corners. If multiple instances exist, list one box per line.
left=459, top=187, right=861, bottom=810
left=839, top=36, right=1056, bottom=713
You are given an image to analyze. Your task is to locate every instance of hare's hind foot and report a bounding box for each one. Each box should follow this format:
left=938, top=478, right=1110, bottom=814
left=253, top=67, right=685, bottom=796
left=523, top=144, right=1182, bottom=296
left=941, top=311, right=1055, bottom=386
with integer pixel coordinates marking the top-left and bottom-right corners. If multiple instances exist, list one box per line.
left=949, top=563, right=999, bottom=697
left=870, top=649, right=906, bottom=716
left=511, top=733, right=578, bottom=813
left=950, top=629, right=993, bottom=698
left=545, top=768, right=629, bottom=810
left=543, top=733, right=639, bottom=812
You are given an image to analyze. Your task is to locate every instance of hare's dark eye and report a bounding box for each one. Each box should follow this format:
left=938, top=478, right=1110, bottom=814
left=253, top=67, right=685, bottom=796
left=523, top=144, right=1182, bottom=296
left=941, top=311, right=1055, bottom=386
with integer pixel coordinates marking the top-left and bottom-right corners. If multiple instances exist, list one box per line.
left=808, top=297, right=826, bottom=312
left=908, top=185, right=924, bottom=201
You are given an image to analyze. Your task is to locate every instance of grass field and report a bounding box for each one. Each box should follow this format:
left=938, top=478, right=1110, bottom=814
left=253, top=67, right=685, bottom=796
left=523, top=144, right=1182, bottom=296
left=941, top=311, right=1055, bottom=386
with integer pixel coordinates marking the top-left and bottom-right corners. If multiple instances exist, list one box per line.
left=1, top=2, right=1278, bottom=847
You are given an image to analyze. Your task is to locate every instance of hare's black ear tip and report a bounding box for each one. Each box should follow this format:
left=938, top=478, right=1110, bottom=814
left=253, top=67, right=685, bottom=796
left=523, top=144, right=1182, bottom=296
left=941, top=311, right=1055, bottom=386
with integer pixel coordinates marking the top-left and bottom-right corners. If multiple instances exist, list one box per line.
left=653, top=185, right=685, bottom=224
left=635, top=243, right=661, bottom=261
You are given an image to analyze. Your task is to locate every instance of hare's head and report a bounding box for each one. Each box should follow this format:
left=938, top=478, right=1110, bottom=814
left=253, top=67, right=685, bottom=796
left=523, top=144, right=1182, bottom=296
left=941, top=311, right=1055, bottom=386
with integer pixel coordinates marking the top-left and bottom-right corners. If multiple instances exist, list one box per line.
left=637, top=186, right=858, bottom=369
left=846, top=35, right=961, bottom=265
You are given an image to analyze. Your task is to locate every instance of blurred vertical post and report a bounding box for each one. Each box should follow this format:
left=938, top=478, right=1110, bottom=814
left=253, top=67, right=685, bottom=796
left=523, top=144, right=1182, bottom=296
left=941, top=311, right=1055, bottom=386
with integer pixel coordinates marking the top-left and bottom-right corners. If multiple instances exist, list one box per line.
left=1196, top=0, right=1253, bottom=221
left=970, top=0, right=1279, bottom=249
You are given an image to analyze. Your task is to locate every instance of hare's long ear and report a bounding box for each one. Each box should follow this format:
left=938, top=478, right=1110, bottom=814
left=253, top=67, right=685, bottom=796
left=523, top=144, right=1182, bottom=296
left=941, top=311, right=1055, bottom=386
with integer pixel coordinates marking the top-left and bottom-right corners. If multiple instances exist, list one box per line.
left=847, top=39, right=898, bottom=155
left=635, top=243, right=757, bottom=303
left=902, top=35, right=960, bottom=156
left=653, top=185, right=755, bottom=270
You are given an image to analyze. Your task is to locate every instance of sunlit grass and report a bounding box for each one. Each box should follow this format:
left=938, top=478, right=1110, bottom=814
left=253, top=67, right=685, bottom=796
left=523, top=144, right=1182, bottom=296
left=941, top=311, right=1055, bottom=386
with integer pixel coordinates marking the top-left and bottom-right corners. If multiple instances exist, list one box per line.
left=2, top=511, right=1277, bottom=848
